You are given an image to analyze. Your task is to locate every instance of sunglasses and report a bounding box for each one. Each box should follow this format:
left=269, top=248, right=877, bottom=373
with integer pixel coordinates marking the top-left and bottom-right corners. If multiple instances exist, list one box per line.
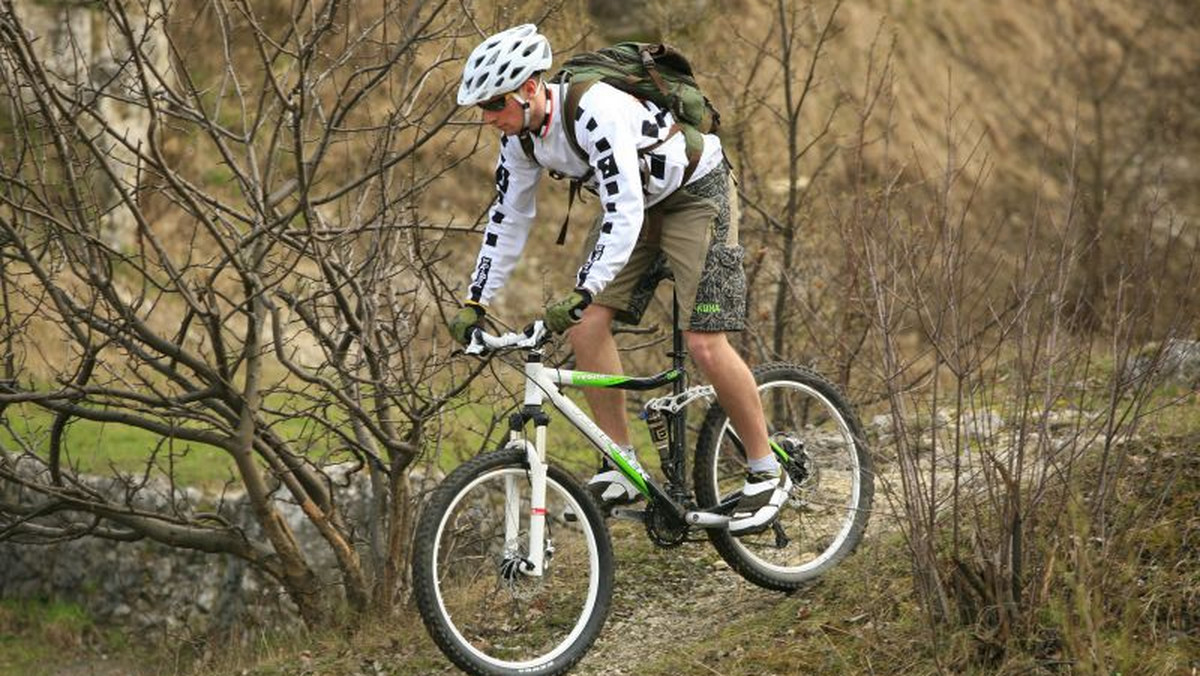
left=478, top=92, right=513, bottom=112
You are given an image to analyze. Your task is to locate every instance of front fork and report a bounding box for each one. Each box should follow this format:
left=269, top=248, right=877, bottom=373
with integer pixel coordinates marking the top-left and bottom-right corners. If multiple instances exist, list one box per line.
left=504, top=420, right=550, bottom=578
left=505, top=359, right=556, bottom=578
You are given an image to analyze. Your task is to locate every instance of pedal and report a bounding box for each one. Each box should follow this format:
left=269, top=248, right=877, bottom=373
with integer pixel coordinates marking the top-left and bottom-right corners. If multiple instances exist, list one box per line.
left=611, top=507, right=647, bottom=523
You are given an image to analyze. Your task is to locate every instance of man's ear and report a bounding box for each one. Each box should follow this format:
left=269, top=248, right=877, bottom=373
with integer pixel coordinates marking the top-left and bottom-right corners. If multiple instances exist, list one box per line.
left=521, top=77, right=540, bottom=98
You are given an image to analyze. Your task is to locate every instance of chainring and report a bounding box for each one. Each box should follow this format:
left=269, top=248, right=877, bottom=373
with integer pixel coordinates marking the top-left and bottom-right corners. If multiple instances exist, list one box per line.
left=644, top=498, right=690, bottom=548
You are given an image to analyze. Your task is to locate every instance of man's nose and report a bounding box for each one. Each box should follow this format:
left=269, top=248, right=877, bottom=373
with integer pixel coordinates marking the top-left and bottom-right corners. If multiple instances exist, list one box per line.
left=481, top=110, right=501, bottom=125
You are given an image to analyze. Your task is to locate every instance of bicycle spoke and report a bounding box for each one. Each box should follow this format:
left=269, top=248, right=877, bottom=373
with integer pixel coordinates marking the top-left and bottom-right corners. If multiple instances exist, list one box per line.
left=421, top=463, right=607, bottom=669
left=695, top=365, right=873, bottom=587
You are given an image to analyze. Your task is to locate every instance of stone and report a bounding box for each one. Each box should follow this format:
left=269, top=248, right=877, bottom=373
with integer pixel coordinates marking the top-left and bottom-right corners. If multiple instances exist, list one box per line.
left=1126, top=339, right=1200, bottom=387
left=962, top=410, right=1005, bottom=441
left=0, top=457, right=397, bottom=636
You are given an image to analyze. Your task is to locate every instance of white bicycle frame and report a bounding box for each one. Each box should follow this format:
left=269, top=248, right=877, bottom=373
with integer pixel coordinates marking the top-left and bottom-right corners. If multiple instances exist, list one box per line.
left=468, top=322, right=733, bottom=577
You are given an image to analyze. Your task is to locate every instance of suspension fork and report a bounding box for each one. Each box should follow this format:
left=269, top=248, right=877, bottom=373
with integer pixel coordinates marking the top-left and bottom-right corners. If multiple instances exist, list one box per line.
left=506, top=352, right=552, bottom=577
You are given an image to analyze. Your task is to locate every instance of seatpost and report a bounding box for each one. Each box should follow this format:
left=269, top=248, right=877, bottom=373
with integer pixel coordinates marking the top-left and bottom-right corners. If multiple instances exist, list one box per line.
left=667, top=290, right=689, bottom=499
left=670, top=291, right=687, bottom=395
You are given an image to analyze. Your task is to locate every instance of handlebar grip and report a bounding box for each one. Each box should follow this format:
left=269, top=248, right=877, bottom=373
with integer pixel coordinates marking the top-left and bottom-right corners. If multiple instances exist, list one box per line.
left=463, top=321, right=550, bottom=356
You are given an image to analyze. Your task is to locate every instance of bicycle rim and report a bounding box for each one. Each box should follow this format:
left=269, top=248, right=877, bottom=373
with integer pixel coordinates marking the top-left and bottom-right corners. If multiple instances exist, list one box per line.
left=706, top=374, right=869, bottom=581
left=429, top=466, right=604, bottom=671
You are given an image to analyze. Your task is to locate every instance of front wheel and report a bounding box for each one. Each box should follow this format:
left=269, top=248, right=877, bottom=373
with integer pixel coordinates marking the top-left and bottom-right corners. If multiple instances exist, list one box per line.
left=693, top=363, right=873, bottom=590
left=412, top=447, right=614, bottom=676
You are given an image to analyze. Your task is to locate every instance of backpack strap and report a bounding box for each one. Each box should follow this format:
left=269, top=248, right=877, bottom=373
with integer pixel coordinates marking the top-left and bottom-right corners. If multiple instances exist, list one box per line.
left=679, top=125, right=703, bottom=186
left=551, top=77, right=598, bottom=245
left=517, top=132, right=537, bottom=163
left=560, top=77, right=596, bottom=165
left=638, top=45, right=673, bottom=101
left=552, top=78, right=704, bottom=244
left=555, top=180, right=586, bottom=246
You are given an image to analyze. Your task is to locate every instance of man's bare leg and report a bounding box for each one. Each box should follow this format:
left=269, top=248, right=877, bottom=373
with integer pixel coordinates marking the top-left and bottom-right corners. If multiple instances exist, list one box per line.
left=567, top=304, right=644, bottom=508
left=683, top=330, right=769, bottom=460
left=567, top=303, right=631, bottom=447
left=684, top=330, right=792, bottom=534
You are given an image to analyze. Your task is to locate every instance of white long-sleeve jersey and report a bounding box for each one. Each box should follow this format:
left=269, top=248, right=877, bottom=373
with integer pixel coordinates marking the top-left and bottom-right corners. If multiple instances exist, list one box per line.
left=465, top=81, right=724, bottom=305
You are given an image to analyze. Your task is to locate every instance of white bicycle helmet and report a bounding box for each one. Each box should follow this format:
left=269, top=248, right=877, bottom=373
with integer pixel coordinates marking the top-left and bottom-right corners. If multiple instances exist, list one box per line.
left=458, top=24, right=553, bottom=107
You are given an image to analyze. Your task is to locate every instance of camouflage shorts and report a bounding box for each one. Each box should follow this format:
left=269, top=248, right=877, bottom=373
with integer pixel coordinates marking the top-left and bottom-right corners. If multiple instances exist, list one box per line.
left=584, top=162, right=746, bottom=332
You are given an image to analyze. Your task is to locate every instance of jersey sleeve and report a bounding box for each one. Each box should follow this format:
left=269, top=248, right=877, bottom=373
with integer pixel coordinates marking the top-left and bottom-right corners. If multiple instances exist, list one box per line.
left=569, top=88, right=649, bottom=296
left=466, top=135, right=542, bottom=305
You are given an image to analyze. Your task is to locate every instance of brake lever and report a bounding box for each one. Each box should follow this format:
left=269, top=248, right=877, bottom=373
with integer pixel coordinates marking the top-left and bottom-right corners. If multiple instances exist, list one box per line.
left=464, top=328, right=488, bottom=356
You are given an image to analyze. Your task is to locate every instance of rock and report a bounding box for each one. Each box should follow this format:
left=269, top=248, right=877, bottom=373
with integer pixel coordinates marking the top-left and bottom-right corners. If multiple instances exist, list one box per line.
left=0, top=455, right=412, bottom=637
left=1160, top=339, right=1200, bottom=386
left=1126, top=339, right=1200, bottom=387
left=870, top=414, right=893, bottom=434
left=962, top=410, right=1004, bottom=440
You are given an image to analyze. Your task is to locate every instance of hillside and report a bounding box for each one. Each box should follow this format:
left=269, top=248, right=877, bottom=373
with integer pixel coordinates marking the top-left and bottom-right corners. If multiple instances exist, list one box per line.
left=1, top=0, right=1198, bottom=675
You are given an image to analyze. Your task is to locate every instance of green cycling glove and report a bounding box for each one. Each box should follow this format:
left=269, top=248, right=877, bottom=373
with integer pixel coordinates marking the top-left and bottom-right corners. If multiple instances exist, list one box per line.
left=544, top=289, right=592, bottom=333
left=448, top=302, right=485, bottom=345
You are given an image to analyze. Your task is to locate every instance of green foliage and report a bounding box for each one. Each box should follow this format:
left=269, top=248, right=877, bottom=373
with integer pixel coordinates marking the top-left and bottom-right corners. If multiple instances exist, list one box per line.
left=0, top=403, right=234, bottom=486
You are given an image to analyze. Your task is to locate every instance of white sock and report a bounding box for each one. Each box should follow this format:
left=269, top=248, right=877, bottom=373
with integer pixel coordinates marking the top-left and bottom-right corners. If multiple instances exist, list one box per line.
left=747, top=453, right=780, bottom=475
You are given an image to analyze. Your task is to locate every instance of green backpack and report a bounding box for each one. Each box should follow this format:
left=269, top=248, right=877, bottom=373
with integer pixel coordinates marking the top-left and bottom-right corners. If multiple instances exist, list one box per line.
left=518, top=43, right=722, bottom=243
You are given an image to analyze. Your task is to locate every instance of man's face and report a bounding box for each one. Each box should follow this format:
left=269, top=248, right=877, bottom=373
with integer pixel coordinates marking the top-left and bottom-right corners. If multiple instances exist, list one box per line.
left=480, top=93, right=524, bottom=135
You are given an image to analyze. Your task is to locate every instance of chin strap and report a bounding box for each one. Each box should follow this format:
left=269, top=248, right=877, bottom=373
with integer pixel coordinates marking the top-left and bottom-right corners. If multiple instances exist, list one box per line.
left=511, top=79, right=545, bottom=134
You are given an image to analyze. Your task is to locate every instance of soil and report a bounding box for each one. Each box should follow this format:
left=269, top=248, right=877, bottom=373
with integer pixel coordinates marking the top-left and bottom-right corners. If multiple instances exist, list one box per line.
left=572, top=520, right=793, bottom=676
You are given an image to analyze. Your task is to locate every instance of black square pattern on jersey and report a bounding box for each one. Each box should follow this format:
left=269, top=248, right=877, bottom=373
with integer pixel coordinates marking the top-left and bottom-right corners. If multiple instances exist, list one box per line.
left=649, top=153, right=666, bottom=180
left=597, top=155, right=619, bottom=179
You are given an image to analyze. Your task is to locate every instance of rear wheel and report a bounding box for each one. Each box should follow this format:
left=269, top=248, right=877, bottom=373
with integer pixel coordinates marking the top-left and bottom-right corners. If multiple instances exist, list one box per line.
left=412, top=447, right=614, bottom=675
left=693, top=363, right=873, bottom=590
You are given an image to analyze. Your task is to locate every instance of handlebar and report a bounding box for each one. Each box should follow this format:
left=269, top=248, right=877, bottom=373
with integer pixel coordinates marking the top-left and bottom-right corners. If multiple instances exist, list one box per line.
left=465, top=321, right=552, bottom=356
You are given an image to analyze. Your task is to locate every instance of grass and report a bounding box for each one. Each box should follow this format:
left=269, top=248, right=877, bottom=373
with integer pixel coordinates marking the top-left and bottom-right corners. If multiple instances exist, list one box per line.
left=0, top=381, right=669, bottom=490
left=0, top=403, right=234, bottom=487
left=631, top=529, right=928, bottom=676
left=4, top=347, right=1190, bottom=674
left=0, top=599, right=151, bottom=676
left=175, top=521, right=924, bottom=676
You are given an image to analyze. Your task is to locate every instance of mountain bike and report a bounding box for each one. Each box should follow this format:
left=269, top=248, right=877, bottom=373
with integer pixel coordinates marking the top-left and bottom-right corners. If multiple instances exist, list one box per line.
left=412, top=315, right=873, bottom=676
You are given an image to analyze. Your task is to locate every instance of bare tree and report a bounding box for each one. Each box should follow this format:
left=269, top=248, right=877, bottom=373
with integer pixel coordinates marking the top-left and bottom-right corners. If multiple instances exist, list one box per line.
left=711, top=1, right=847, bottom=376
left=0, top=0, right=489, bottom=625
left=855, top=69, right=1199, bottom=665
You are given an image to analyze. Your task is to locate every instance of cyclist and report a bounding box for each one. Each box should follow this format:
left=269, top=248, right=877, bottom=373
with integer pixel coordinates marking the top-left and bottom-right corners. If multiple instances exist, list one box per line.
left=447, top=24, right=789, bottom=536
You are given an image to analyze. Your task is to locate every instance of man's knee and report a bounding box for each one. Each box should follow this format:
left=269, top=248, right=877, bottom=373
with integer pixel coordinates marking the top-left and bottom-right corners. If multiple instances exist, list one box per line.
left=683, top=330, right=730, bottom=369
left=569, top=303, right=617, bottom=347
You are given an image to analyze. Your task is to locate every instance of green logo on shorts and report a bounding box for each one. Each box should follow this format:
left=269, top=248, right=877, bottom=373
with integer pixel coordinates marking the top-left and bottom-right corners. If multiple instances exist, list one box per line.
left=695, top=302, right=721, bottom=314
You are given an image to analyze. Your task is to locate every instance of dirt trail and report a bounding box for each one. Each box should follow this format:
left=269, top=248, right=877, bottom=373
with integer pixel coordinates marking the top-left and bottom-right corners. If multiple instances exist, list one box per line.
left=572, top=521, right=795, bottom=676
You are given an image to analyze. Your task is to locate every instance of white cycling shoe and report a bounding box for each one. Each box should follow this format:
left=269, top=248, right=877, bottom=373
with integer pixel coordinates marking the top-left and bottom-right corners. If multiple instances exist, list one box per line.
left=586, top=463, right=643, bottom=514
left=728, top=470, right=793, bottom=536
